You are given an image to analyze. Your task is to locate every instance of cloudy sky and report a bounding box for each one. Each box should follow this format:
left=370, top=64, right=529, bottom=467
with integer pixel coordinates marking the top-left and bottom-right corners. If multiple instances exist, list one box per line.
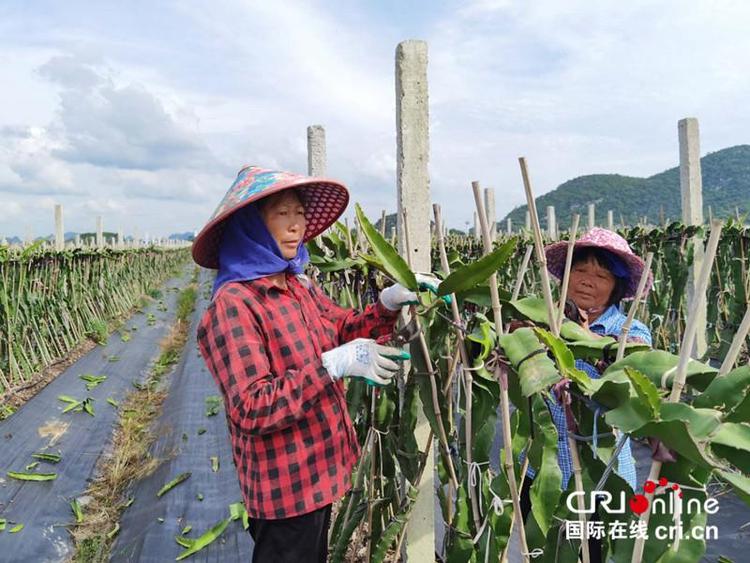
left=1, top=0, right=749, bottom=238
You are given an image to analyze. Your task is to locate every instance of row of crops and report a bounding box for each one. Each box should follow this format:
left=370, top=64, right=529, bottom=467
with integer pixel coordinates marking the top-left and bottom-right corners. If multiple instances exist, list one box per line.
left=307, top=209, right=750, bottom=563
left=0, top=244, right=191, bottom=398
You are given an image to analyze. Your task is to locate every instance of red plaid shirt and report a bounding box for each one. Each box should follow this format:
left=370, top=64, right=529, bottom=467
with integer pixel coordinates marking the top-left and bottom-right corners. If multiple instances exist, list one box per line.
left=197, top=274, right=398, bottom=520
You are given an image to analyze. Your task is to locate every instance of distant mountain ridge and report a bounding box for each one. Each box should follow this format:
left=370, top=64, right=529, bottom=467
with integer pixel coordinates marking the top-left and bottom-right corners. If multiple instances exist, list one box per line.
left=501, top=145, right=750, bottom=229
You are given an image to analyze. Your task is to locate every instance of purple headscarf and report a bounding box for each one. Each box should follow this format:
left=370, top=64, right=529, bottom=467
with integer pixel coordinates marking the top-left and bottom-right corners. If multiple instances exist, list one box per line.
left=212, top=202, right=309, bottom=296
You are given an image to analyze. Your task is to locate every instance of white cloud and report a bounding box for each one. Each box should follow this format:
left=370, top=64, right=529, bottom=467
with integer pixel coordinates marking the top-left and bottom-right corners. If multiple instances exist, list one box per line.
left=0, top=200, right=23, bottom=223
left=36, top=56, right=217, bottom=171
left=1, top=0, right=750, bottom=236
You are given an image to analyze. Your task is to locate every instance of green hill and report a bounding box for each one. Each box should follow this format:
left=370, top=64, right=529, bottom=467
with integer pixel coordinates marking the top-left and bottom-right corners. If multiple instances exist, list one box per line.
left=501, top=145, right=750, bottom=229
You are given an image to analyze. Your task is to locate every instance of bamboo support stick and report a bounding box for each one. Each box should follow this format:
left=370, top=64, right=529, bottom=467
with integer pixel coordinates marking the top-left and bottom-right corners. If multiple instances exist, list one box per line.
left=339, top=428, right=374, bottom=535
left=401, top=210, right=459, bottom=490
left=518, top=159, right=559, bottom=333
left=556, top=214, right=580, bottom=333
left=433, top=203, right=482, bottom=532
left=442, top=344, right=462, bottom=396
left=719, top=304, right=750, bottom=375
left=471, top=181, right=529, bottom=563
left=366, top=391, right=378, bottom=562
left=512, top=245, right=534, bottom=302
left=631, top=220, right=723, bottom=563
left=616, top=253, right=655, bottom=362
left=518, top=158, right=589, bottom=563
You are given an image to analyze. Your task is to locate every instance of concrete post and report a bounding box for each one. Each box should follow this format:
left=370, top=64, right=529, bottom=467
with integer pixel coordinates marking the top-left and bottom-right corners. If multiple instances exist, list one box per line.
left=306, top=125, right=326, bottom=177
left=380, top=210, right=387, bottom=236
left=473, top=211, right=480, bottom=239
left=507, top=217, right=512, bottom=235
left=396, top=39, right=434, bottom=560
left=547, top=205, right=557, bottom=240
left=117, top=228, right=124, bottom=249
left=588, top=203, right=595, bottom=230
left=96, top=216, right=104, bottom=248
left=54, top=204, right=64, bottom=251
left=525, top=210, right=531, bottom=231
left=607, top=210, right=614, bottom=231
left=484, top=187, right=496, bottom=240
left=679, top=117, right=707, bottom=358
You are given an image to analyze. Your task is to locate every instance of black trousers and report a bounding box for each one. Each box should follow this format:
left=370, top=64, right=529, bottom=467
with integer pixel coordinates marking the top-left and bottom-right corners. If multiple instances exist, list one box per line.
left=520, top=477, right=603, bottom=563
left=248, top=504, right=332, bottom=563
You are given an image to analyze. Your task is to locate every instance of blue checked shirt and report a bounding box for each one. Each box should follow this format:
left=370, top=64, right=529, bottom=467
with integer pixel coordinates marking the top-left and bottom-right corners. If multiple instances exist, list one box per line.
left=523, top=305, right=651, bottom=491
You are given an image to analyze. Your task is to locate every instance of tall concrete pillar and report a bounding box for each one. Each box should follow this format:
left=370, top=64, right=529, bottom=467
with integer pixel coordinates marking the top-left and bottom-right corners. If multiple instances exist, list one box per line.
left=306, top=125, right=326, bottom=176
left=54, top=204, right=64, bottom=251
left=607, top=210, right=614, bottom=231
left=473, top=211, right=480, bottom=239
left=679, top=117, right=707, bottom=358
left=547, top=205, right=557, bottom=240
left=484, top=187, right=496, bottom=239
left=506, top=217, right=512, bottom=235
left=96, top=216, right=104, bottom=248
left=525, top=210, right=531, bottom=231
left=396, top=39, right=433, bottom=561
left=588, top=203, right=596, bottom=230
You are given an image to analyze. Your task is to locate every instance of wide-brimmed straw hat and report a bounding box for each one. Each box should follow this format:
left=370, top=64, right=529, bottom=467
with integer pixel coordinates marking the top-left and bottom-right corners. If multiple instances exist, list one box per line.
left=192, top=166, right=349, bottom=269
left=544, top=227, right=653, bottom=299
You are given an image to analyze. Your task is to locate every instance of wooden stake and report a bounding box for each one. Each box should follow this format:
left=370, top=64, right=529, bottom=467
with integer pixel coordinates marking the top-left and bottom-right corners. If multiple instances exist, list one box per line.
left=616, top=253, right=654, bottom=362
left=518, top=158, right=589, bottom=563
left=719, top=305, right=750, bottom=375
left=433, top=203, right=481, bottom=532
left=555, top=213, right=580, bottom=333
left=631, top=220, right=723, bottom=563
left=472, top=181, right=529, bottom=562
left=512, top=245, right=534, bottom=302
left=401, top=210, right=459, bottom=491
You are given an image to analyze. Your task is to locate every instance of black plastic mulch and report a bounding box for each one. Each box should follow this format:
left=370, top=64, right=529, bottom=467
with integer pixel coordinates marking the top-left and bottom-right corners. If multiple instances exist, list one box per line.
left=111, top=270, right=253, bottom=562
left=0, top=268, right=193, bottom=562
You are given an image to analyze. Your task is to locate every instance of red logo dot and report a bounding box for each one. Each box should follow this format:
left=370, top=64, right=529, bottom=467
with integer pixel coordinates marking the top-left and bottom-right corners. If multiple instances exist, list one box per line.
left=659, top=477, right=668, bottom=487
left=629, top=494, right=649, bottom=515
left=672, top=484, right=679, bottom=490
left=643, top=480, right=656, bottom=494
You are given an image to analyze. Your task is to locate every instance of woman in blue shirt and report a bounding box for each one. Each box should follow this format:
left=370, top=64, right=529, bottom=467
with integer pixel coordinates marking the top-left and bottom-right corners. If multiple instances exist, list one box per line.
left=520, top=228, right=653, bottom=563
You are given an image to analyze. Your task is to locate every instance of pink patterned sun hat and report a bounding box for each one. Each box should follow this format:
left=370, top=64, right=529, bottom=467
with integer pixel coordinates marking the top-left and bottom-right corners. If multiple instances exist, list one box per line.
left=192, top=166, right=349, bottom=269
left=544, top=227, right=653, bottom=299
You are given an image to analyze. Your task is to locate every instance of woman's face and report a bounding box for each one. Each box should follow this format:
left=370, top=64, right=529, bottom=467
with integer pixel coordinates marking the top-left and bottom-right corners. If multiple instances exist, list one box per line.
left=568, top=256, right=616, bottom=311
left=259, top=190, right=307, bottom=259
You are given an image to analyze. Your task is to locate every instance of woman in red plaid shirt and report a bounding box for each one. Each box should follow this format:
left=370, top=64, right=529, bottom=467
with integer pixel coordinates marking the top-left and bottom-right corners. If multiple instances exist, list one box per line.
left=192, top=167, right=421, bottom=562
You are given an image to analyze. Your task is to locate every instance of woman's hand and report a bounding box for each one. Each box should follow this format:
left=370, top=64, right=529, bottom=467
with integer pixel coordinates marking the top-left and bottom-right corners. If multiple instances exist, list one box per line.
left=379, top=273, right=441, bottom=311
left=321, top=338, right=410, bottom=386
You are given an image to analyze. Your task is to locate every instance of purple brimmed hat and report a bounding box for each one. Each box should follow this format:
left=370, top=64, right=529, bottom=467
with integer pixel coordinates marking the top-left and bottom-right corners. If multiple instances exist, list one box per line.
left=192, top=166, right=349, bottom=269
left=544, top=227, right=653, bottom=299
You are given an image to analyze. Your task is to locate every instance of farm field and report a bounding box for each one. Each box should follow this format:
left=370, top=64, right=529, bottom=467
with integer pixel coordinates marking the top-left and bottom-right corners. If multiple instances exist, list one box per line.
left=2, top=215, right=749, bottom=562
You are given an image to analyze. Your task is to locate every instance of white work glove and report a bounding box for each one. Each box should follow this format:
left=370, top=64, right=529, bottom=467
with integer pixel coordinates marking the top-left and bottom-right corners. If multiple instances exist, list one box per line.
left=321, top=338, right=410, bottom=386
left=379, top=273, right=442, bottom=311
